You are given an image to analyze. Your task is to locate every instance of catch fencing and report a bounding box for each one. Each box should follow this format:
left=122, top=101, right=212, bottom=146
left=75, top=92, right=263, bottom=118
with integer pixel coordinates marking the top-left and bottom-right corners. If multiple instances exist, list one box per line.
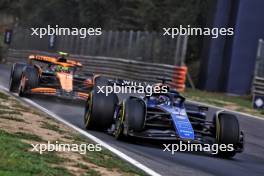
left=253, top=39, right=264, bottom=95
left=5, top=27, right=189, bottom=91
left=9, top=28, right=188, bottom=66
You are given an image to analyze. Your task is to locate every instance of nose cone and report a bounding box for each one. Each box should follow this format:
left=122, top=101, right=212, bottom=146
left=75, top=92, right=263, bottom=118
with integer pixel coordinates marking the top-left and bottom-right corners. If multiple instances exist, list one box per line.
left=56, top=72, right=73, bottom=92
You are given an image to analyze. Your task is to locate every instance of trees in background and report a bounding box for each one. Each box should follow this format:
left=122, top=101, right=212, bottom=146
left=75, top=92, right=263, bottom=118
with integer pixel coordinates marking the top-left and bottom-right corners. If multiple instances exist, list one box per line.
left=0, top=0, right=210, bottom=66
left=1, top=0, right=209, bottom=30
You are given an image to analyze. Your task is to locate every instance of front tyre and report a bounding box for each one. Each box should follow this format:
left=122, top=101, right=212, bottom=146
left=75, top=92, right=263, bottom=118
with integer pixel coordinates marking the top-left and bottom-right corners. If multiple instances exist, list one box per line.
left=115, top=97, right=146, bottom=140
left=125, top=98, right=146, bottom=132
left=9, top=63, right=27, bottom=92
left=18, top=66, right=39, bottom=97
left=215, top=113, right=240, bottom=158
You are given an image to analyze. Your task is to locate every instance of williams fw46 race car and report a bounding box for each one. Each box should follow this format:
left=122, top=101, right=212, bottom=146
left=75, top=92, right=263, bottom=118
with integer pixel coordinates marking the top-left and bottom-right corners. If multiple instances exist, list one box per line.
left=9, top=52, right=94, bottom=100
left=83, top=78, right=244, bottom=158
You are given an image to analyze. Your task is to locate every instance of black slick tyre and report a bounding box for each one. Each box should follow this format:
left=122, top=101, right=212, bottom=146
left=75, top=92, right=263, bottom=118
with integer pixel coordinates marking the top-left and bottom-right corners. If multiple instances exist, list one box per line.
left=215, top=113, right=240, bottom=158
left=9, top=63, right=26, bottom=92
left=18, top=66, right=39, bottom=96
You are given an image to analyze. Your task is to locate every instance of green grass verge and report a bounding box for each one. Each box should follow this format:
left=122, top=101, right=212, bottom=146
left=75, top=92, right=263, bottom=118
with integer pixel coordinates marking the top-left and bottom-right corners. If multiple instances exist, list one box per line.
left=83, top=169, right=101, bottom=176
left=14, top=132, right=45, bottom=142
left=0, top=115, right=26, bottom=122
left=0, top=92, right=9, bottom=100
left=83, top=148, right=145, bottom=175
left=70, top=133, right=145, bottom=175
left=0, top=104, right=10, bottom=109
left=183, top=88, right=264, bottom=117
left=40, top=121, right=65, bottom=134
left=0, top=91, right=146, bottom=175
left=0, top=130, right=72, bottom=176
left=0, top=109, right=23, bottom=116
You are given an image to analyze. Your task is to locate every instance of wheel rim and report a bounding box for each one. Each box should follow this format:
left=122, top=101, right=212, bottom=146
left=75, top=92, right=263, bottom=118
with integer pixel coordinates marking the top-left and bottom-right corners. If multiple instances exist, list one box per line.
left=19, top=75, right=26, bottom=95
left=9, top=65, right=14, bottom=90
left=216, top=116, right=221, bottom=143
left=84, top=92, right=93, bottom=127
left=115, top=102, right=125, bottom=138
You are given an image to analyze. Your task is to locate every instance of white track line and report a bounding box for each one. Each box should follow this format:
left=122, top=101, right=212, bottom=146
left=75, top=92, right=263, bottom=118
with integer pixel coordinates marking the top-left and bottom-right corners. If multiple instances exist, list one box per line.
left=0, top=85, right=161, bottom=176
left=187, top=100, right=264, bottom=121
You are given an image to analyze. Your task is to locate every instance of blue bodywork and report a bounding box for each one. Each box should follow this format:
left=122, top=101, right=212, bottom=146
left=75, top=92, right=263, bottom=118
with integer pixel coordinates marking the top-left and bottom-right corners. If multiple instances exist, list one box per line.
left=147, top=96, right=195, bottom=140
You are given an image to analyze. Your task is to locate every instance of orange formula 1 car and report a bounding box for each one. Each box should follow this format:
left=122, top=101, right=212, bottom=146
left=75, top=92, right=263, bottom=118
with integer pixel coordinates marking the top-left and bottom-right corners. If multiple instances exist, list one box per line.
left=9, top=52, right=94, bottom=101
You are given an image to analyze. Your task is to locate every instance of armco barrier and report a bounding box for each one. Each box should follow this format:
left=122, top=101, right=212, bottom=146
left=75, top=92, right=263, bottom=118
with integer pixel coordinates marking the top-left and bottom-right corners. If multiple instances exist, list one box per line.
left=252, top=76, right=264, bottom=95
left=5, top=49, right=188, bottom=91
left=252, top=76, right=264, bottom=108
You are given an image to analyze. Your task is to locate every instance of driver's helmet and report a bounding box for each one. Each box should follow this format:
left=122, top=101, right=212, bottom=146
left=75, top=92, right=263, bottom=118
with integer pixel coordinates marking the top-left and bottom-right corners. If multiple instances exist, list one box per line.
left=54, top=65, right=70, bottom=73
left=158, top=95, right=169, bottom=104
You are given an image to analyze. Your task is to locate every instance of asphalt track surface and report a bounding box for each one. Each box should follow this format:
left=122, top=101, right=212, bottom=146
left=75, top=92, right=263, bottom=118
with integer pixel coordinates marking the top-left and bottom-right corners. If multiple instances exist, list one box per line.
left=1, top=64, right=264, bottom=176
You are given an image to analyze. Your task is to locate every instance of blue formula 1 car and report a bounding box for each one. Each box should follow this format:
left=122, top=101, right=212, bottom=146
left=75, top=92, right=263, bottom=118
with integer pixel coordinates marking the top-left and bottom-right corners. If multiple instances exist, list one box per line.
left=83, top=78, right=244, bottom=158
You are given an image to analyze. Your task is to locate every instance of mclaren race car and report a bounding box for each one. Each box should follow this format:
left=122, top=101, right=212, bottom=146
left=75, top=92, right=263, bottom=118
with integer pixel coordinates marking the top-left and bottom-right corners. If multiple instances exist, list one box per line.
left=9, top=52, right=93, bottom=100
left=83, top=78, right=244, bottom=158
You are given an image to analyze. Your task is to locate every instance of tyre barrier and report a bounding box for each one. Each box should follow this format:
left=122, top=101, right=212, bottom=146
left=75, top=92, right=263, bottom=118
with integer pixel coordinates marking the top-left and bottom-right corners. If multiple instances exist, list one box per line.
left=5, top=49, right=188, bottom=92
left=170, top=66, right=187, bottom=92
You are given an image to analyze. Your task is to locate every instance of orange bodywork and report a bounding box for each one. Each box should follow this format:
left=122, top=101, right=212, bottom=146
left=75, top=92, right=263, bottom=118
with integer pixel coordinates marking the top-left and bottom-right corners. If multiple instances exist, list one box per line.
left=77, top=92, right=89, bottom=99
left=56, top=72, right=73, bottom=92
left=28, top=55, right=82, bottom=67
left=31, top=88, right=56, bottom=94
left=27, top=54, right=91, bottom=100
left=30, top=87, right=89, bottom=99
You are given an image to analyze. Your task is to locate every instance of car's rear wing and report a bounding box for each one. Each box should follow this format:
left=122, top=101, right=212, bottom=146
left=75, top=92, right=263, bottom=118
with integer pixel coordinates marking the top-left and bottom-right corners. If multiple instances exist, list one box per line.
left=28, top=55, right=82, bottom=67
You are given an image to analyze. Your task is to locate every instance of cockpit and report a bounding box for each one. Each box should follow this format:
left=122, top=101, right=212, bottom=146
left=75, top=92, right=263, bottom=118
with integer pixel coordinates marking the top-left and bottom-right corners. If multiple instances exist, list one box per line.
left=50, top=65, right=75, bottom=74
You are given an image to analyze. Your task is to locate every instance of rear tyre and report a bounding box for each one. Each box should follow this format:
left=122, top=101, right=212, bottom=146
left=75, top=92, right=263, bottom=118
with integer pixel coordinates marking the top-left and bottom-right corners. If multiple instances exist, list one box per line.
left=18, top=66, right=39, bottom=97
left=93, top=75, right=109, bottom=93
left=84, top=90, right=118, bottom=131
left=84, top=75, right=118, bottom=130
left=215, top=113, right=240, bottom=158
left=94, top=76, right=109, bottom=86
left=9, top=63, right=26, bottom=92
